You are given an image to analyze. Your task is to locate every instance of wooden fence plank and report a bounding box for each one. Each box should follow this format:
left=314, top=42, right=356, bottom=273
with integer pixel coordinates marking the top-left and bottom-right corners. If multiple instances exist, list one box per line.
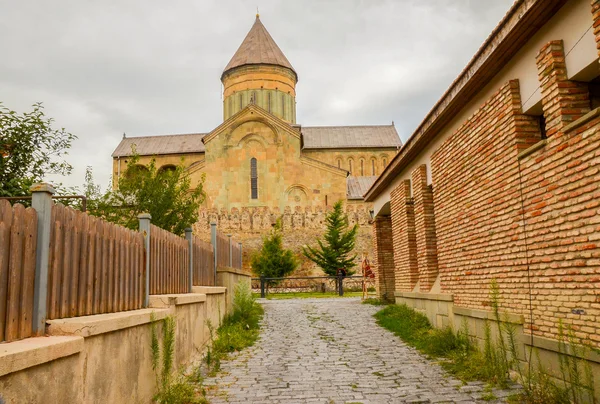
left=6, top=204, right=25, bottom=341
left=107, top=225, right=115, bottom=313
left=0, top=222, right=9, bottom=342
left=19, top=208, right=37, bottom=338
left=69, top=213, right=82, bottom=317
left=77, top=214, right=89, bottom=316
left=59, top=208, right=73, bottom=319
left=49, top=219, right=63, bottom=320
left=85, top=217, right=96, bottom=315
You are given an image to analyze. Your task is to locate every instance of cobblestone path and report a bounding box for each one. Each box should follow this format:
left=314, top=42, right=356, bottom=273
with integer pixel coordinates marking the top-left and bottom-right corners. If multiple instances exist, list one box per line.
left=204, top=298, right=519, bottom=403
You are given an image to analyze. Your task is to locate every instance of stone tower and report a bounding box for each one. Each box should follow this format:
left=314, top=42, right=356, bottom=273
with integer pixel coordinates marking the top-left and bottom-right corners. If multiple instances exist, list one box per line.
left=221, top=15, right=297, bottom=123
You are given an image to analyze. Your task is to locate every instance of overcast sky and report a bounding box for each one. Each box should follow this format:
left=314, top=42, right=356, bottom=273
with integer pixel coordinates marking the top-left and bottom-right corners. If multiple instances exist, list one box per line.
left=0, top=0, right=514, bottom=190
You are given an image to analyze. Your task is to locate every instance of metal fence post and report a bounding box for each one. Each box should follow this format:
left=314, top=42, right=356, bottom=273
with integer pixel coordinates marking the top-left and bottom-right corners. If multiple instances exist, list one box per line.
left=260, top=275, right=266, bottom=298
left=138, top=213, right=151, bottom=307
left=30, top=183, right=55, bottom=335
left=185, top=228, right=193, bottom=292
left=227, top=234, right=232, bottom=268
left=210, top=222, right=217, bottom=286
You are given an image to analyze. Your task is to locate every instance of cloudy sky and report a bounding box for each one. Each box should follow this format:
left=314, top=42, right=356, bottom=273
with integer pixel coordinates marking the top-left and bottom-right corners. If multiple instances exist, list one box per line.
left=0, top=0, right=514, bottom=190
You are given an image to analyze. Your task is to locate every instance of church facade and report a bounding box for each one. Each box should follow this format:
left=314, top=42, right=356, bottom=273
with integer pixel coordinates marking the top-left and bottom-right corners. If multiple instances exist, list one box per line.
left=111, top=15, right=401, bottom=239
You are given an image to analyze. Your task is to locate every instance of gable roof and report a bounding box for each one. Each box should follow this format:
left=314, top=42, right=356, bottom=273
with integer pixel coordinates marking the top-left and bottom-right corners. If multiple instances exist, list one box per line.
left=223, top=16, right=296, bottom=78
left=302, top=125, right=401, bottom=149
left=347, top=176, right=378, bottom=200
left=112, top=133, right=206, bottom=157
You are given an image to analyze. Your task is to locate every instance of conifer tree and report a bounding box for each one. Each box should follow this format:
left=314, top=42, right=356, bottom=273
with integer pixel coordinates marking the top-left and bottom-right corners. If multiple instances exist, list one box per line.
left=251, top=220, right=297, bottom=284
left=302, top=200, right=358, bottom=276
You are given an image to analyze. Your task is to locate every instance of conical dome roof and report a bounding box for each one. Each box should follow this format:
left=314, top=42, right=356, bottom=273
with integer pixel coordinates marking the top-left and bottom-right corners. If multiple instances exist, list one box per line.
left=222, top=16, right=296, bottom=79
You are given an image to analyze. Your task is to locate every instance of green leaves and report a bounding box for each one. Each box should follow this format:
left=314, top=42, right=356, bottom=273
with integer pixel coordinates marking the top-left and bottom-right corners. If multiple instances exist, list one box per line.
left=302, top=200, right=358, bottom=276
left=250, top=220, right=298, bottom=283
left=0, top=102, right=76, bottom=197
left=91, top=153, right=205, bottom=236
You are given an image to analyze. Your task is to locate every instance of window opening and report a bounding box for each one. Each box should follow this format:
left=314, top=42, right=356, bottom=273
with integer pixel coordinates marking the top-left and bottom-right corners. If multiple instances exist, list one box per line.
left=250, top=158, right=258, bottom=199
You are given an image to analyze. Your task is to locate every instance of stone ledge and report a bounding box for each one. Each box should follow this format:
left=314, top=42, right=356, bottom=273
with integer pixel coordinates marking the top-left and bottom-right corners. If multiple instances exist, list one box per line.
left=46, top=308, right=170, bottom=337
left=517, top=139, right=547, bottom=160
left=217, top=267, right=252, bottom=276
left=563, top=107, right=600, bottom=134
left=0, top=336, right=83, bottom=377
left=192, top=286, right=226, bottom=295
left=523, top=334, right=600, bottom=364
left=395, top=291, right=453, bottom=302
left=149, top=293, right=207, bottom=308
left=453, top=306, right=523, bottom=324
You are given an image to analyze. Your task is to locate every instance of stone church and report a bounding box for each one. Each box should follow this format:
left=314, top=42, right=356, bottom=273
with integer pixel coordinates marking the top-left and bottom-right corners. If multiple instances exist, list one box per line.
left=111, top=15, right=401, bottom=243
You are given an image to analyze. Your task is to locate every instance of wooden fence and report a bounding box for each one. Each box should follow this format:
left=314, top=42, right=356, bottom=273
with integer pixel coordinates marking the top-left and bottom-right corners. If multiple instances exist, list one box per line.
left=149, top=224, right=189, bottom=294
left=0, top=201, right=38, bottom=342
left=1, top=188, right=243, bottom=342
left=216, top=231, right=229, bottom=269
left=231, top=241, right=242, bottom=269
left=192, top=236, right=214, bottom=286
left=46, top=204, right=145, bottom=320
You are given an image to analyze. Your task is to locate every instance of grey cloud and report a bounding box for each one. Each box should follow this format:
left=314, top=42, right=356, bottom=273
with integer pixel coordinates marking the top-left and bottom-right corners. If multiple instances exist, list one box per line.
left=0, top=0, right=513, bottom=190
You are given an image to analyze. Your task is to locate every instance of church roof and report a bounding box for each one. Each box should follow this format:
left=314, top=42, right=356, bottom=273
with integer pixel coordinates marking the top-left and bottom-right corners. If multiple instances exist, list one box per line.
left=112, top=133, right=207, bottom=157
left=347, top=176, right=378, bottom=200
left=223, top=16, right=296, bottom=77
left=302, top=125, right=401, bottom=149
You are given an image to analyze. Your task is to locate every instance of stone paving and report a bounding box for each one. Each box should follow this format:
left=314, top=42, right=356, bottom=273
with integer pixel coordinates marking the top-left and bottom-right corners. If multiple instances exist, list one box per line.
left=203, top=298, right=520, bottom=404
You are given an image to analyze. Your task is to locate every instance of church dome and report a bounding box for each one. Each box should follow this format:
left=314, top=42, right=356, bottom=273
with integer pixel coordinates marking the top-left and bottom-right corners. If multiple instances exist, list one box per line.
left=221, top=15, right=297, bottom=123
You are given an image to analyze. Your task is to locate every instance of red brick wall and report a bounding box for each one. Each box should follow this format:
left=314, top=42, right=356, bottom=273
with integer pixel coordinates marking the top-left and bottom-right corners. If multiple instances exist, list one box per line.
left=372, top=216, right=395, bottom=301
left=430, top=80, right=537, bottom=314
left=536, top=40, right=590, bottom=138
left=412, top=165, right=439, bottom=292
left=390, top=180, right=418, bottom=292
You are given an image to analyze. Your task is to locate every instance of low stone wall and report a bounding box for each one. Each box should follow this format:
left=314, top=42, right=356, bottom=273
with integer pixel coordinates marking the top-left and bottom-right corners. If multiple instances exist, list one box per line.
left=217, top=267, right=252, bottom=312
left=395, top=293, right=600, bottom=398
left=0, top=288, right=228, bottom=404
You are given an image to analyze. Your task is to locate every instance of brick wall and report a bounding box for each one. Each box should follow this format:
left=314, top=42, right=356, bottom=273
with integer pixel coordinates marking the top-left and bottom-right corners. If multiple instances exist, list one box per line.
left=412, top=165, right=439, bottom=292
left=390, top=180, right=418, bottom=291
left=372, top=216, right=395, bottom=301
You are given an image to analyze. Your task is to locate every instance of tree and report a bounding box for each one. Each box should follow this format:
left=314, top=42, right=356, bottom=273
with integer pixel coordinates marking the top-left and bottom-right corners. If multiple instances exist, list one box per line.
left=302, top=200, right=358, bottom=276
left=0, top=102, right=76, bottom=197
left=251, top=220, right=298, bottom=283
left=91, top=154, right=204, bottom=236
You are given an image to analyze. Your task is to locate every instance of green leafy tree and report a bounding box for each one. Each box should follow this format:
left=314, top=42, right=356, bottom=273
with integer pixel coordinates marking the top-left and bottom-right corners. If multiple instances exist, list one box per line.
left=251, top=220, right=298, bottom=283
left=0, top=102, right=76, bottom=197
left=302, top=200, right=358, bottom=276
left=92, top=154, right=205, bottom=236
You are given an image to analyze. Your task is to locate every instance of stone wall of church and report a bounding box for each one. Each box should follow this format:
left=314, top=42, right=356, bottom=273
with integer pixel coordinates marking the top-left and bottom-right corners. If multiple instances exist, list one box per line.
left=302, top=148, right=396, bottom=177
left=193, top=203, right=374, bottom=276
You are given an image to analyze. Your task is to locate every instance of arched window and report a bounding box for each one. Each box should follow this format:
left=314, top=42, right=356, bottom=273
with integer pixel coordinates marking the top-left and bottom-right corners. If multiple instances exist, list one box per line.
left=337, top=158, right=342, bottom=168
left=348, top=159, right=353, bottom=175
left=268, top=93, right=272, bottom=113
left=371, top=158, right=376, bottom=175
left=360, top=159, right=364, bottom=176
left=250, top=158, right=258, bottom=199
left=383, top=157, right=387, bottom=167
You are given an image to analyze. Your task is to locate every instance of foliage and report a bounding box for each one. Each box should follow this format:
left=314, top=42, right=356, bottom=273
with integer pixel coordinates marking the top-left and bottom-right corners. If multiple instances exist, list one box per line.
left=250, top=220, right=298, bottom=284
left=0, top=102, right=76, bottom=197
left=91, top=154, right=205, bottom=236
left=204, top=283, right=264, bottom=376
left=375, top=281, right=598, bottom=404
left=302, top=200, right=359, bottom=276
left=361, top=298, right=388, bottom=306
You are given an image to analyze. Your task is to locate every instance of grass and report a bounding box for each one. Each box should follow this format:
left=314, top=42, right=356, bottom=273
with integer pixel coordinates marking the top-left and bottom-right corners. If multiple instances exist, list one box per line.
left=150, top=283, right=264, bottom=403
left=253, top=291, right=363, bottom=299
left=374, top=304, right=498, bottom=385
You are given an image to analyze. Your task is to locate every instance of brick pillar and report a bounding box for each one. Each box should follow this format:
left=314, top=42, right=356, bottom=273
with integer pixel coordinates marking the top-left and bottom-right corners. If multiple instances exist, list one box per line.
left=390, top=180, right=418, bottom=292
left=372, top=215, right=395, bottom=302
left=411, top=165, right=439, bottom=292
left=536, top=40, right=590, bottom=138
left=592, top=0, right=600, bottom=55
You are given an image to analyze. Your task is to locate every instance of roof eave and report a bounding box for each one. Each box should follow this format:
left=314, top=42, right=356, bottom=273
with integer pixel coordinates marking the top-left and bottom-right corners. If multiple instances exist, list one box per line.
left=364, top=0, right=568, bottom=202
